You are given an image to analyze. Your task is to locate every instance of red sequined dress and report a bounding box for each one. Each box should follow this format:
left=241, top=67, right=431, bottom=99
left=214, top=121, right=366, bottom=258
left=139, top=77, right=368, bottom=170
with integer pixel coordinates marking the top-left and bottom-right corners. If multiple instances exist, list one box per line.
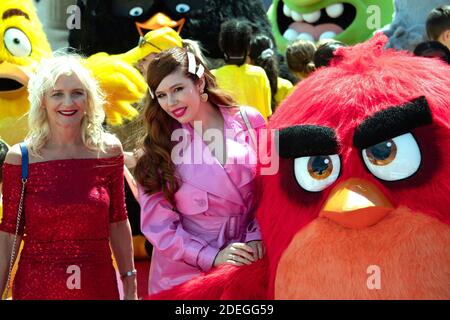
left=0, top=155, right=127, bottom=300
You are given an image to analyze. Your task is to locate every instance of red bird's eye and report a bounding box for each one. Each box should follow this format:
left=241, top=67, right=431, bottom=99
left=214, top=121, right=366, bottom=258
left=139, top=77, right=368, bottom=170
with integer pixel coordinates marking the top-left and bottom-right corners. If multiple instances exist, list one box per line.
left=307, top=156, right=333, bottom=180
left=294, top=154, right=340, bottom=192
left=362, top=133, right=421, bottom=181
left=365, top=140, right=397, bottom=166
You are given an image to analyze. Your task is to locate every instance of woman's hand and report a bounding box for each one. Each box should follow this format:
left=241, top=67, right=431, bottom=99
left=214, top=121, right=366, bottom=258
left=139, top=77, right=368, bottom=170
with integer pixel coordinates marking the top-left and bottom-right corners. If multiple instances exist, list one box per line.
left=246, top=240, right=264, bottom=261
left=213, top=242, right=255, bottom=267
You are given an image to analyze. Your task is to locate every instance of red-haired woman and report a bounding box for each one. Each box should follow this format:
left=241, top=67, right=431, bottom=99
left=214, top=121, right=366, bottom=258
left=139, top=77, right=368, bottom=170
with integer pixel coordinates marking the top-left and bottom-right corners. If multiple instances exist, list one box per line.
left=135, top=47, right=266, bottom=294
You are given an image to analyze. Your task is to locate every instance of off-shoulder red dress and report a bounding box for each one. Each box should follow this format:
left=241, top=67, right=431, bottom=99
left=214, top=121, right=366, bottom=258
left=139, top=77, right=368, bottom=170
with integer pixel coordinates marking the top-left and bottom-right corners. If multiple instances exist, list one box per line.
left=0, top=155, right=128, bottom=300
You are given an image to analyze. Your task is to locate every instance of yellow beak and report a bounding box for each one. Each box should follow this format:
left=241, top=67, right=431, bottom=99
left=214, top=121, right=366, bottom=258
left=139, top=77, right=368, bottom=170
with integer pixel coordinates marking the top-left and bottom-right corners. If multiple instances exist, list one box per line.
left=320, top=178, right=394, bottom=229
left=0, top=62, right=30, bottom=98
left=135, top=12, right=185, bottom=36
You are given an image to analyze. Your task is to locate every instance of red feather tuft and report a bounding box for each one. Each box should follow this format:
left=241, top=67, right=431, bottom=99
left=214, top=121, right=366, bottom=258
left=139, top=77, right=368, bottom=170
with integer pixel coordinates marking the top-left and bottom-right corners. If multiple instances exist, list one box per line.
left=146, top=259, right=269, bottom=300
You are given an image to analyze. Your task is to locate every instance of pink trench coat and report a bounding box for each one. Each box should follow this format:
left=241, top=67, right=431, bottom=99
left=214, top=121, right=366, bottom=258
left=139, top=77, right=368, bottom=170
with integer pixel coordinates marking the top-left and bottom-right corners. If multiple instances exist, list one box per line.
left=139, top=106, right=267, bottom=294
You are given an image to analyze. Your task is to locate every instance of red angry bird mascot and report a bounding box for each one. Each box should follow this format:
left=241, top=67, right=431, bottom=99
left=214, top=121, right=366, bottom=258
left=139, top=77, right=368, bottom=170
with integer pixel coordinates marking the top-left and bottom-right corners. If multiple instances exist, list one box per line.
left=149, top=34, right=450, bottom=300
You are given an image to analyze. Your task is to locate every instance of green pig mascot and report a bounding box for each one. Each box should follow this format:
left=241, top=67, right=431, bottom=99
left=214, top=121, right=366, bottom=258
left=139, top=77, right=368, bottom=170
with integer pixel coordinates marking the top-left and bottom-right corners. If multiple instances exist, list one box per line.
left=268, top=0, right=394, bottom=52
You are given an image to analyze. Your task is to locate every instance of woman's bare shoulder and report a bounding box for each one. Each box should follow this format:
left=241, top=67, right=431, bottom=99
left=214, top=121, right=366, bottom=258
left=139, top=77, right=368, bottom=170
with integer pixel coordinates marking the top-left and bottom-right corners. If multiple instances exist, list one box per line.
left=4, top=144, right=23, bottom=165
left=102, top=133, right=123, bottom=158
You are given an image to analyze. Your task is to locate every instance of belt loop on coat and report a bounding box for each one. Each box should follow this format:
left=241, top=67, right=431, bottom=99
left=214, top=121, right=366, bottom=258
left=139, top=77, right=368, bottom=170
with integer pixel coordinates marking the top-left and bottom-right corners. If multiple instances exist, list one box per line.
left=228, top=216, right=238, bottom=239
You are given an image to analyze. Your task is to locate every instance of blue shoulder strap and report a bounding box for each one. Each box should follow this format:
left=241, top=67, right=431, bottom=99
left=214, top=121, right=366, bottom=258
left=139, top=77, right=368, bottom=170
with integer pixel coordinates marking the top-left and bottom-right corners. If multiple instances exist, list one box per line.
left=19, top=142, right=29, bottom=181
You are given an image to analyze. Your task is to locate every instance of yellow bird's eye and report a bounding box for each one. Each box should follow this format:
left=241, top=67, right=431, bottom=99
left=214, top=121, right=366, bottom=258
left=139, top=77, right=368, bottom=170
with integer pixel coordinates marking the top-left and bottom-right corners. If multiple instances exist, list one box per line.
left=4, top=28, right=32, bottom=57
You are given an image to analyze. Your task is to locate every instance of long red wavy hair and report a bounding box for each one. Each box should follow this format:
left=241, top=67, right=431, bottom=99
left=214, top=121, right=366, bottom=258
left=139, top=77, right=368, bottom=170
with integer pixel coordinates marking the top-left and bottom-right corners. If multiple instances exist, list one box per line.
left=134, top=47, right=235, bottom=207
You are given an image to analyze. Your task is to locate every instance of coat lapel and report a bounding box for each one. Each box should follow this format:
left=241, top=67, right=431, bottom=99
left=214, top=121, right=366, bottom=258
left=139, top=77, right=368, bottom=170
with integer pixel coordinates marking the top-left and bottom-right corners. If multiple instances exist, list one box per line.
left=176, top=121, right=244, bottom=206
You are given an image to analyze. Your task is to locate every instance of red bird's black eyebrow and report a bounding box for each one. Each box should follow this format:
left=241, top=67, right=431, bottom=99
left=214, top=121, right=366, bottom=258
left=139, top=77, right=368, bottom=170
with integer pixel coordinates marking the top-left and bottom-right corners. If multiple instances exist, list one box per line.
left=353, top=96, right=432, bottom=149
left=277, top=125, right=339, bottom=158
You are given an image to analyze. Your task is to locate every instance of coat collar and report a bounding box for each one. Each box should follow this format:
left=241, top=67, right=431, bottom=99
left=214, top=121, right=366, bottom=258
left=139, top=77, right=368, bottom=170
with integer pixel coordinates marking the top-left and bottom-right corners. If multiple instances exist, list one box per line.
left=175, top=106, right=246, bottom=206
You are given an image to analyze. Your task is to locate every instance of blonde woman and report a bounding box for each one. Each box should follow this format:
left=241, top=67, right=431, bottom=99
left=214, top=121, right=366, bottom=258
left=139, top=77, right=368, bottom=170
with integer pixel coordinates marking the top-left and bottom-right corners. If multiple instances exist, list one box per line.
left=0, top=55, right=137, bottom=300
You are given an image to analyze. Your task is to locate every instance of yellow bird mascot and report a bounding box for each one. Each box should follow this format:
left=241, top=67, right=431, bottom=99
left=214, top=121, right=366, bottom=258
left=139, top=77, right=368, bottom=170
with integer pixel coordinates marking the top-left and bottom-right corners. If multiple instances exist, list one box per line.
left=0, top=0, right=148, bottom=146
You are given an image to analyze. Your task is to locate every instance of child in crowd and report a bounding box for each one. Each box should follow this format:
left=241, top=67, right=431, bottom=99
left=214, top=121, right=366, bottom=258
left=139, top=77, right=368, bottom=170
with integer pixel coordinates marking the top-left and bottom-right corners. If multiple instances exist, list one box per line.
left=426, top=5, right=450, bottom=50
left=212, top=19, right=272, bottom=121
left=285, top=40, right=317, bottom=81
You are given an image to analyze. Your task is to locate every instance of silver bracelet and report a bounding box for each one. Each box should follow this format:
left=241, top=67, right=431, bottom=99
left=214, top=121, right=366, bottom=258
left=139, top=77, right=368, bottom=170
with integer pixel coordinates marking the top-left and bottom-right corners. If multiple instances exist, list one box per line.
left=120, top=269, right=137, bottom=280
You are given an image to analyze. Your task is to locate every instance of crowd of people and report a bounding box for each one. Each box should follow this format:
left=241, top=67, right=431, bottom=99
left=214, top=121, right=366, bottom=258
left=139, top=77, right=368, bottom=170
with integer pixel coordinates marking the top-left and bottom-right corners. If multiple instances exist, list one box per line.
left=0, top=4, right=449, bottom=300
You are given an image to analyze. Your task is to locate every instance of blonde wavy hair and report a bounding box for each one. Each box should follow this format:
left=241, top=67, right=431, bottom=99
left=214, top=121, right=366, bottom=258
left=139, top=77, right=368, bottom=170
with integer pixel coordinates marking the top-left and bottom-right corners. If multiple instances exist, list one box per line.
left=26, top=53, right=106, bottom=157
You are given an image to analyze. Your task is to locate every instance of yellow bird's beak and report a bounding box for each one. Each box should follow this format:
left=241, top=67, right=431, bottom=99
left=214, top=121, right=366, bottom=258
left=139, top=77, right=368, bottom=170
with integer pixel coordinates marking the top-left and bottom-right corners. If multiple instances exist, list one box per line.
left=0, top=62, right=31, bottom=98
left=115, top=26, right=183, bottom=65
